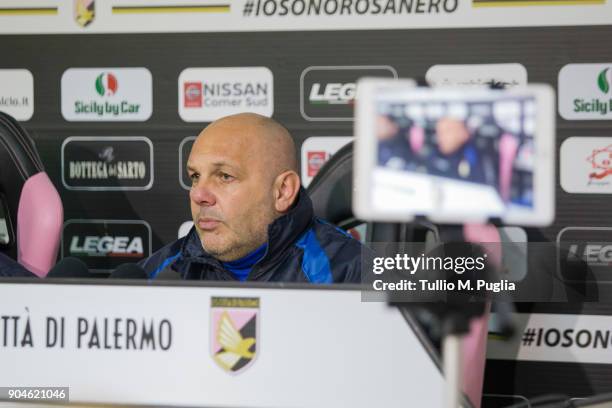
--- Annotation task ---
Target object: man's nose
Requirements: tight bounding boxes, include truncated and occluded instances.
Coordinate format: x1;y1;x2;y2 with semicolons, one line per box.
190;180;217;207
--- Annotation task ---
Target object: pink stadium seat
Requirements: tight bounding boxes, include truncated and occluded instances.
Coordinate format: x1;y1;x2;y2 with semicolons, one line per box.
0;112;63;277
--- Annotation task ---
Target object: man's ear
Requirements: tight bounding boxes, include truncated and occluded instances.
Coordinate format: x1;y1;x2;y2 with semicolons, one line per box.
273;171;301;213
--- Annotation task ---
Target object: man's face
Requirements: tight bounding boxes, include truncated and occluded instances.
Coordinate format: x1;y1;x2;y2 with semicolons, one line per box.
187;125;278;262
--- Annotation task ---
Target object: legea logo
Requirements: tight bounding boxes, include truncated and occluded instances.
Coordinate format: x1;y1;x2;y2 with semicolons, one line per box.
300;66;397;121
95;73;118;96
69;235;144;257
61;219;152;272
557;227;612;283
309;83;356;105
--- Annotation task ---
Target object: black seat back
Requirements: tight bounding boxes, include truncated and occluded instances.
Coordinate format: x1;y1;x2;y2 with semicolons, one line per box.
0;111;45;259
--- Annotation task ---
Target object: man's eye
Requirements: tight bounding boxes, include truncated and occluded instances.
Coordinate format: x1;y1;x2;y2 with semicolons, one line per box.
189;173;199;182
219;172;234;182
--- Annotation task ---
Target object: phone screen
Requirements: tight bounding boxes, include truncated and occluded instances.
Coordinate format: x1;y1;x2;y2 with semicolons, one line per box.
372;94;536;218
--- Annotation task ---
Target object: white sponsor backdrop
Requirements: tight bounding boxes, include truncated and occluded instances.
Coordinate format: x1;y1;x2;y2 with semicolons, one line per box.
178;67;274;122
0;0;610;33
0;69;34;121
61;68;152;122
558;63;612;120
560;137;612;194
488;313;612;364
300;136;353;187
0;283;445;408
426;63;527;88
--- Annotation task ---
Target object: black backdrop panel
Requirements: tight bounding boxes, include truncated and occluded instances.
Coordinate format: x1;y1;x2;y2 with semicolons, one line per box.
1;27;610;246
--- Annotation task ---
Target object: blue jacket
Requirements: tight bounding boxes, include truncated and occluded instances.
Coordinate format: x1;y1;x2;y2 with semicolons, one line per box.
138;190;363;283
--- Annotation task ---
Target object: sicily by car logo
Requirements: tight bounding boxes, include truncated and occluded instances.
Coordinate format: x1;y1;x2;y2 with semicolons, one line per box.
597;68;612;94
61;67;153;122
558;63;612;120
95;73;118;96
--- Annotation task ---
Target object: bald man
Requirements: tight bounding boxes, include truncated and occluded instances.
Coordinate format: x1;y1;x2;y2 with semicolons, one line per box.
139;113;363;283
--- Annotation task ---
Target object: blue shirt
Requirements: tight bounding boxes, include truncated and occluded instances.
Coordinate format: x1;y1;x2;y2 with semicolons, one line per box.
222;243;267;281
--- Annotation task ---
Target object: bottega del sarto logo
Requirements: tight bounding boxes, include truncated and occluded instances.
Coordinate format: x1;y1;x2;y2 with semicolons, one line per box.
69;235;144;258
309;82;356;105
69;146;147;181
574;68;612;115
61;137;153;191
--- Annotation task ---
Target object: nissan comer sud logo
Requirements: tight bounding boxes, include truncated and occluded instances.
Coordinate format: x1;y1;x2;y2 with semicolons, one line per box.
183;82;202;108
61;220;152;273
557;227;612;283
300;65;397;121
178;67;274;122
61;137;154;191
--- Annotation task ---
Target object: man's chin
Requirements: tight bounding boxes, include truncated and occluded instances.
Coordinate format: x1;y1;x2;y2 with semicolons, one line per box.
200;238;232;259
201;241;250;262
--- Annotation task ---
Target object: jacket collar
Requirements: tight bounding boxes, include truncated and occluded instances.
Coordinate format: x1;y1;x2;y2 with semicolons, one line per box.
180;187;314;266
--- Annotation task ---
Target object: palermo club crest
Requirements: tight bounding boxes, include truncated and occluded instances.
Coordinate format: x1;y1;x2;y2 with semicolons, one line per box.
211;297;259;373
75;0;95;28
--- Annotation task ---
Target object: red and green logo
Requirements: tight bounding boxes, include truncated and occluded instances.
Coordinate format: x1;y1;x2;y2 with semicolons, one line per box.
597;68;611;94
95;73;118;96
